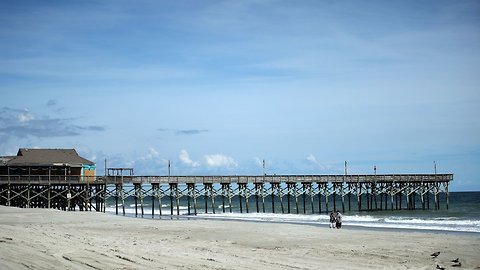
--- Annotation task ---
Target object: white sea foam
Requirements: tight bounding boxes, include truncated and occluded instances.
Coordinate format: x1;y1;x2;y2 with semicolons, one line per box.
106;206;190;216
194;212;480;233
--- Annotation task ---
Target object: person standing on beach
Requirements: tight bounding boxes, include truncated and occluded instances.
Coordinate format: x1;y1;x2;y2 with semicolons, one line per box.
329;211;336;229
335;210;343;229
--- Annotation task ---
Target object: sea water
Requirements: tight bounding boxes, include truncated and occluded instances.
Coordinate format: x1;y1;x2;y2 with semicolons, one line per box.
105;191;480;233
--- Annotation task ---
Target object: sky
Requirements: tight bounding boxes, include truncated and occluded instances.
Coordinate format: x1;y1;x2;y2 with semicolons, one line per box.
0;0;479;191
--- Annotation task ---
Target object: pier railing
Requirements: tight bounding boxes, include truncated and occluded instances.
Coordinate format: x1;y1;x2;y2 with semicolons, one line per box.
0;175;103;184
0;173;453;185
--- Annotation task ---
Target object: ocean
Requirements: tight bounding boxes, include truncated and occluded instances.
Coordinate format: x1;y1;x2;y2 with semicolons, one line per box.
105;190;480;234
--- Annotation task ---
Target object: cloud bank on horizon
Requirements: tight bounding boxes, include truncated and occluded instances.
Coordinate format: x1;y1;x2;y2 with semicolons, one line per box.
0;1;479;191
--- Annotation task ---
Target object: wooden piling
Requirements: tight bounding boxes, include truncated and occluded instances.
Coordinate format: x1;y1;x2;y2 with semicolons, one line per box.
239;184;243;213
302;184;306;214
157;184;163;216
357;184;361;211
333;185;337;211
221;184;226;213
294;183;299;214
227;184;232;213
324;184;329;213
277;184;284;214
139;184;144;217
151;184;156;218
170;184;174;215
192;183;197;215
287;184;291;214
244;184;249;213
120;185;126;216
175;184;180;215
261;183;265;213
271;184;275;213
317;183;322;213
309;183;314;214
348;186;351;211
210;184;215;214
255;184;260;213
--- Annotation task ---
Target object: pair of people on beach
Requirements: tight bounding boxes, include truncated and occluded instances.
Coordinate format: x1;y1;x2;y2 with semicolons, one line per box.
329;210;343;229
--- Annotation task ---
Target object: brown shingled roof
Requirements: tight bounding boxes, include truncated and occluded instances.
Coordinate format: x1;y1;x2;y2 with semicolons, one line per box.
6;148;95;166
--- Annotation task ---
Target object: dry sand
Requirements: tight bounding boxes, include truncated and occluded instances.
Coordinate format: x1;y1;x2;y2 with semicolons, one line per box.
0;206;479;270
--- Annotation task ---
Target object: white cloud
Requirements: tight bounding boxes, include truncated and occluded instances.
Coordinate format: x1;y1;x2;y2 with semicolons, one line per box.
126;160;135;168
253;157;263;167
138;147;169;171
18;109;34;123
140;147;161;161
306;154;332;172
147;147;159;159
179;149;199;167
306;154;318;164
205;154;238;168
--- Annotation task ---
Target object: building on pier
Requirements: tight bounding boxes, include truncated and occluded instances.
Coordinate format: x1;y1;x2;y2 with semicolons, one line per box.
0;148;95;181
0;148;99;210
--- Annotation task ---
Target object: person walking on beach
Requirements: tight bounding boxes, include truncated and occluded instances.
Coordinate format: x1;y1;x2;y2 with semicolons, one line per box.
329;211;336;229
335;210;343;229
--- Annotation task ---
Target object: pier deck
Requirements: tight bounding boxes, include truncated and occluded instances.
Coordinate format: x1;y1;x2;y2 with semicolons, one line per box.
0;173;453;184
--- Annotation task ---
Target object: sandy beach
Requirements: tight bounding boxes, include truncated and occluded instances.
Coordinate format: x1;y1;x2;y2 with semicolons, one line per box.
0;206;479;270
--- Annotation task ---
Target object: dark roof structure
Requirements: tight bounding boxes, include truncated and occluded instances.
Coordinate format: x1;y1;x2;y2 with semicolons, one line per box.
0;156;15;166
4;148;94;167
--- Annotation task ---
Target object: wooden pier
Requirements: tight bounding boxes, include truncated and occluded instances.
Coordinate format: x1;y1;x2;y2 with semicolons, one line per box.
0;173;452;216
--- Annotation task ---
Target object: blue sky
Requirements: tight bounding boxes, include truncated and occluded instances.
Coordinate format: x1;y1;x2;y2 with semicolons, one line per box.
0;1;479;191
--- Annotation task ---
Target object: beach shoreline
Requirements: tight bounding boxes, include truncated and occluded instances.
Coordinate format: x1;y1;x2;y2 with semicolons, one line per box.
105;211;480;237
197;216;480;237
1;206;479;269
